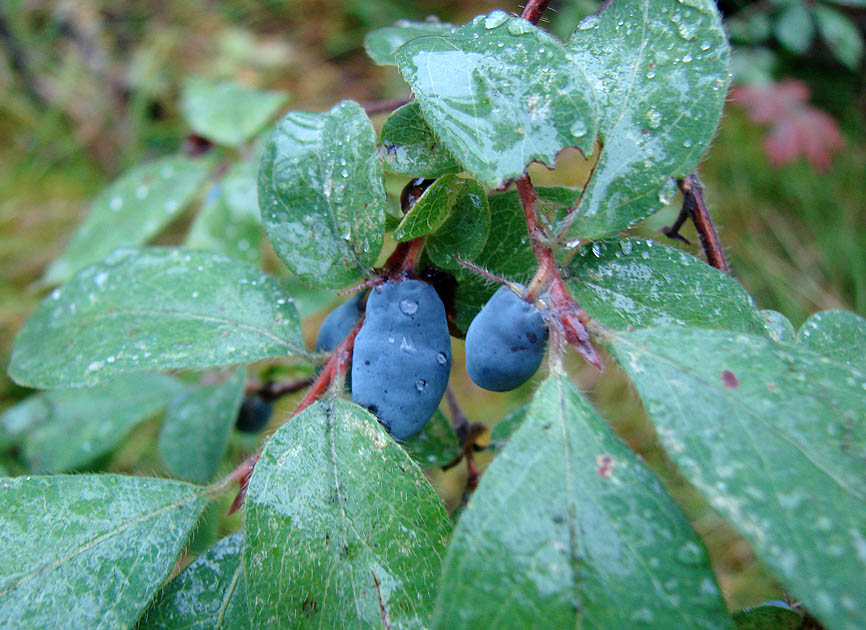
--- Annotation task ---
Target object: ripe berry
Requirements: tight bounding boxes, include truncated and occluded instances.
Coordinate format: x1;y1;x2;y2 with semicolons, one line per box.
316;292;364;353
464;285;548;392
351;279;452;441
235;395;273;433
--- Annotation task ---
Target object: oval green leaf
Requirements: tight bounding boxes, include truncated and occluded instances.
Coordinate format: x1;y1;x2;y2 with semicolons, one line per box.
243;398;451;629
140;532;250;630
259;100;385;287
797;309;866;371
610;327;866;630
761;309;796;344
0;475;209;630
181;78;288;147
401;408;460;468
396;11;597;189
433;375;732;630
186;183;262;266
564;0;729;239
9;247;305;389
379;101;461;178
42;155;211;286
158;368;246;483
566;239;764;332
22;374;184;473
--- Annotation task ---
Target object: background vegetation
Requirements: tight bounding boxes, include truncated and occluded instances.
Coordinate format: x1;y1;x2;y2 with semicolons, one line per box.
1;0;863;614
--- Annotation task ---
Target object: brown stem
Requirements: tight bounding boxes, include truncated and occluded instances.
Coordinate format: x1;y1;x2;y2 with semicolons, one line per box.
520;0;552;24
249;376;316;401
399;238;425;275
664;174;729;273
362;95;411;116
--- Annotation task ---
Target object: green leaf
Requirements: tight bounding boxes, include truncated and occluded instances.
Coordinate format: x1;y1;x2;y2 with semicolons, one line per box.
22;374;184;473
774;0;815;54
797;309;866;371
221;159;261;224
610;328;866;630
9;247;306;389
186;184;262;265
140;533;250;630
0;474;209;630
244;398;451;629
487;402;529;452
42;156;210;286
564;0;729;239
401;408;460;468
814;5;864;70
159;368;246;483
259;100;385;288
733;601;801;630
181;78;288;147
0;395;51;450
363;19;455;66
565;239;764;333
396;11;597;189
394;174;466;241
761;309;796;344
379;101;462;178
433;375;731;629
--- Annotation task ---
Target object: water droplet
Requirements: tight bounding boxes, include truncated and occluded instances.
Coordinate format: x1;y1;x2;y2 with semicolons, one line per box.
646;109;662;129
682;53;693;63
484;10;509;29
110;197;123;211
135;185;149;199
399;299;418;316
436;352;448;365
341;169;349;178
387;335;395;344
570;119;588;138
683;139;693;148
677;22;696;40
578;15;600;30
619;240;634;255
506;18;533;35
677;541;703;565
658;178;677;205
700;40;711;51
591;242;603;257
646;69;657;79
631;608;654;623
415;378;427;391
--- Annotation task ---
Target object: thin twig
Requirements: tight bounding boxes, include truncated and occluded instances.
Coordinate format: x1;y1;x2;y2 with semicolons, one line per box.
249;376;316;401
664;174;729;273
520;0;552;24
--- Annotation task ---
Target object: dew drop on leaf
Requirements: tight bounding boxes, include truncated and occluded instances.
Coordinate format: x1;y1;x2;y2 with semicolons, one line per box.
578;15;600;30
657;178;677;205
484;10;509;29
570;119;588;138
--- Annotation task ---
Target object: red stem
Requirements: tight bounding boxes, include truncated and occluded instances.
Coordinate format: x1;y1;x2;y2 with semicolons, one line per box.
520;0;552;24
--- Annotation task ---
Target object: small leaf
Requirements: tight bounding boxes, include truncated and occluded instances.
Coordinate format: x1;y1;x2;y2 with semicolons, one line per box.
402;408;460;468
259;100;385;288
0;475;209;630
379;101;462;177
814;5;864;71
364;19;455;66
140;532;250;630
774;0;815;54
9;247;306;389
394;174;466;241
426;180;490;270
797;309;866;371
610;327;866;630
433;375;732;629
396;11;596;189
244;398;451;629
564;0;729;239
733;601;801;630
159;368;246;483
565;239;765;332
22;374;184;473
761;309;796;344
42;156;210;286
186;184;262;265
181;78;288;147
221;159;261;224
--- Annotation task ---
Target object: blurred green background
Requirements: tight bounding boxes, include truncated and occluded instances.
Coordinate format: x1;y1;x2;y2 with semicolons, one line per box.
1;0;863;615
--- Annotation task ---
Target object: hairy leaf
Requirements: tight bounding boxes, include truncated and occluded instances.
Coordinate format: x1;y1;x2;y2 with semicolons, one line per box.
379;101;461;178
611;328;866;630
0;475;208;630
797;309;866;371
159;368;246;483
564;0;729;238
396;10;596;189
42;156;210;286
760;309;796;344
141;533;249;630
434;375;732;629
9;247;305;388
181;78;288;147
566;239;764;332
244;398;451;629
22;374;184;473
259;100;385;287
